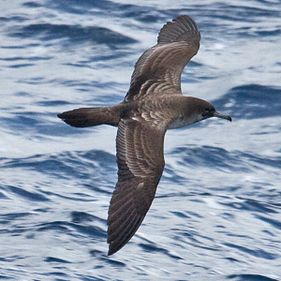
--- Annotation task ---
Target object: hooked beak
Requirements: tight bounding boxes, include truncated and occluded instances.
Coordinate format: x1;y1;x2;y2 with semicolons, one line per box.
213;111;232;122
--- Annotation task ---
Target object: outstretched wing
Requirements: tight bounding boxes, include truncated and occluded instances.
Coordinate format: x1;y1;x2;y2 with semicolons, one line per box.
125;15;200;101
107;118;167;255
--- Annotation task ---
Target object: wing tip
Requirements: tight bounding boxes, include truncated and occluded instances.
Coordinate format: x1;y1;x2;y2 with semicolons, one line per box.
107;245;117;256
107;238;127;256
157;14;200;44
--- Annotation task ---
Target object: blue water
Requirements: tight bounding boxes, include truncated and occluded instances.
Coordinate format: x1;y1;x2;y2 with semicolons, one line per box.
1;0;281;280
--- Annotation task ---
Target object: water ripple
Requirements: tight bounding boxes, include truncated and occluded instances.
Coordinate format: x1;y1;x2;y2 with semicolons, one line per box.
11;23;137;46
227;274;279;281
215;84;281;119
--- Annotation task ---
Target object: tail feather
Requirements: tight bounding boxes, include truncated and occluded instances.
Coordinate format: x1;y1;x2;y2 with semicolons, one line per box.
58;107;120;128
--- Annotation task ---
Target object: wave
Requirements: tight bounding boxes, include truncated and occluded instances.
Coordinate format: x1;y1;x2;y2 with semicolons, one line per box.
11;23;137;46
214;84;281;119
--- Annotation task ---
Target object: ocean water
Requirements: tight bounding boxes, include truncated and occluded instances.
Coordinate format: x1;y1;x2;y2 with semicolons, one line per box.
1;0;281;280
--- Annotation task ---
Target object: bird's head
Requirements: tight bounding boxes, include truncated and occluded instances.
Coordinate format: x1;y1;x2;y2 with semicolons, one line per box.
184;97;232;124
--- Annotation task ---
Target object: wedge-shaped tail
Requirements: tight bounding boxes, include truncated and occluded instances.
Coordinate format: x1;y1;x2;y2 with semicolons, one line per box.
58;106;121;128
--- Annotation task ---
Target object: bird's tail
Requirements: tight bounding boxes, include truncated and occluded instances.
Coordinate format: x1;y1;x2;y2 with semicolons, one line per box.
58;105;122;128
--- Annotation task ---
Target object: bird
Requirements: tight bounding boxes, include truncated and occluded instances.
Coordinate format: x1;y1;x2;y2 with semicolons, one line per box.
58;15;232;255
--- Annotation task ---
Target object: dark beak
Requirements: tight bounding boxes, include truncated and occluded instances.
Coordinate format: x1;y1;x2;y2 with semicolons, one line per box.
213;111;232;122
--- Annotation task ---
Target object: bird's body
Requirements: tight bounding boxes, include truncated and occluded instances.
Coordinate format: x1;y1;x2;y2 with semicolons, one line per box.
58;15;231;255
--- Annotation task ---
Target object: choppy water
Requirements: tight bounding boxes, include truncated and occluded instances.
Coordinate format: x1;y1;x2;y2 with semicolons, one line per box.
1;0;281;280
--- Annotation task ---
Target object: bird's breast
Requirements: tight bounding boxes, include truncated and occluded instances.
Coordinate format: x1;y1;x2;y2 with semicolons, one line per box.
168;114;199;129
168;117;188;129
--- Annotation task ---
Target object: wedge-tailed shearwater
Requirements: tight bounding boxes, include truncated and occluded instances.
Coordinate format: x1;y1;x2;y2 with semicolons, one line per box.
58;15;232;255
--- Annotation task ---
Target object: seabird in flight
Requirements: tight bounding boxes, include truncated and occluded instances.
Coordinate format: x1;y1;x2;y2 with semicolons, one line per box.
58;15;232;255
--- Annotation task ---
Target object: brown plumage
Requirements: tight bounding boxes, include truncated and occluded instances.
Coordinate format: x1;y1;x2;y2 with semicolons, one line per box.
58;15;231;255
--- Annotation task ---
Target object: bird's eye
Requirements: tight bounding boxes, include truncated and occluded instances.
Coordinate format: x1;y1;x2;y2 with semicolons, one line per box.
204;108;211;114
202;107;212;117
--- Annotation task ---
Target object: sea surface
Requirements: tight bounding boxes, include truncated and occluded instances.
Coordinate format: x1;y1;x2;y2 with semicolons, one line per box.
1;0;281;280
